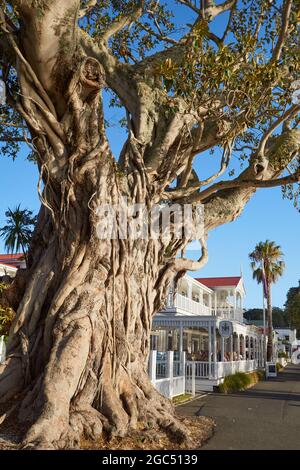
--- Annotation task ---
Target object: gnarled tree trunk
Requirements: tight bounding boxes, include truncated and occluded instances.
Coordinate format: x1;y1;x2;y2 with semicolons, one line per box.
1;0;299;450
0;54;188;448
3;227;180;448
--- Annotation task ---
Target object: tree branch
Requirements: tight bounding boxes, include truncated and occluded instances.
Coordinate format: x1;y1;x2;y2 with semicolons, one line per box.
193;169;300;203
177;0;236;21
134;0;234;73
101;3;145;43
136;21;178;45
163;141;233;200
0;136;29;142
204;0;236;21
79;0;97;18
221;0;237;41
172;237;208;272
177;1;200;15
257;104;300;158
272;0;293;62
191;131;300;204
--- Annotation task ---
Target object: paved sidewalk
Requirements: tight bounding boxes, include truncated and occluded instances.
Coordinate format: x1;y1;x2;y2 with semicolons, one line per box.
177;364;300;450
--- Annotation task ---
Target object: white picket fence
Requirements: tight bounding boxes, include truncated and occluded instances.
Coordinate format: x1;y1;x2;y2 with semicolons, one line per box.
149;350;260;398
216;359;258;378
148;350;190;398
187;361;210;378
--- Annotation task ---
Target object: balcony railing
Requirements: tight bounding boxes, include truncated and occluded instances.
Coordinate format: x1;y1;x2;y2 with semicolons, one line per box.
166;293;211;316
214;307;244;322
186;359;258;379
166;293;244;321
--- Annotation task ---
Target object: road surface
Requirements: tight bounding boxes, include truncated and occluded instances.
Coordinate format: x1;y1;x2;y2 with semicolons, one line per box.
177;364;300;450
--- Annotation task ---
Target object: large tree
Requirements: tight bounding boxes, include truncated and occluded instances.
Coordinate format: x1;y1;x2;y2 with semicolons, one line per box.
249;240;285;361
285;280;300;335
244;307;288;328
0;0;299;449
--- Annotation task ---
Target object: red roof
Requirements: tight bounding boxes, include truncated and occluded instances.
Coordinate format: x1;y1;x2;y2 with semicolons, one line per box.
0;254;24;260
196;276;242;288
0;254;25;268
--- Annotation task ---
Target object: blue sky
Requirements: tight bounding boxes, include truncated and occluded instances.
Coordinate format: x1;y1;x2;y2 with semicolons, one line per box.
0;0;299;309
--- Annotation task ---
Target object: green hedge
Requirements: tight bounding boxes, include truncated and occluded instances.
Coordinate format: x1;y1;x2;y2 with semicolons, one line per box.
219;370;263;394
278;351;289;359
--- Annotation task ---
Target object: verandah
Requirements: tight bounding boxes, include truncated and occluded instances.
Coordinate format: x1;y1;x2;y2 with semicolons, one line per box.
148;316;264;396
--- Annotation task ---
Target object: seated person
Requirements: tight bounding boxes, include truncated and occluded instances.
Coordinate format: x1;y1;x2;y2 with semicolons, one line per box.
199;350;208;361
224;352;231;362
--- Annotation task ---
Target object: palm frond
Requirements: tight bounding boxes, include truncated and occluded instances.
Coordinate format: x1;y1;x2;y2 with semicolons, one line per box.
249;240;285;286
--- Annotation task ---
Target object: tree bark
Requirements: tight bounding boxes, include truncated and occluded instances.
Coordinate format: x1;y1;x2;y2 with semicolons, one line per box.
0;47;188;448
1;0;299;449
1;220;186;448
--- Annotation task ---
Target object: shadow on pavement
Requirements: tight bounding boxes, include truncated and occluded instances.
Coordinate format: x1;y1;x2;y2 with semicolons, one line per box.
212;365;300;402
222;390;300;402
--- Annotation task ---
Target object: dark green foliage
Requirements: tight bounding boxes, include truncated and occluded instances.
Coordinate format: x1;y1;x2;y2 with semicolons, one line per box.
249;240;285;286
284;280;300;335
278;350;289;358
0;205;37;258
244;307;289;328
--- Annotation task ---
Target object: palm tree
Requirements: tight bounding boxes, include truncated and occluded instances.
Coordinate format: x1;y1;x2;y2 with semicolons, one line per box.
249;240;285;362
0;205;37;263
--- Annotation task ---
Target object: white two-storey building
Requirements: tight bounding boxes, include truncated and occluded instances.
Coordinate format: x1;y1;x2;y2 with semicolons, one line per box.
149;275;265;397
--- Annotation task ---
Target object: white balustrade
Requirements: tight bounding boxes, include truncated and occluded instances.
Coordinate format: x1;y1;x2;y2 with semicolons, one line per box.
214;307;244;322
167;293;243;321
173;360;181;377
154;376;185;398
216;359;258;378
186;361;210;378
149;351;186;398
186;359;258;380
174;293;211;316
150;349;259;397
156;361;167;378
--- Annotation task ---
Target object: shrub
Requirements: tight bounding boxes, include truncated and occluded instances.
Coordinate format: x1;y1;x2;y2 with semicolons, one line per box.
0;305;14;336
0;283;15;336
0;283;9;294
256;369;265;380
278;351;288;359
219;370;262;394
276;362;283;372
